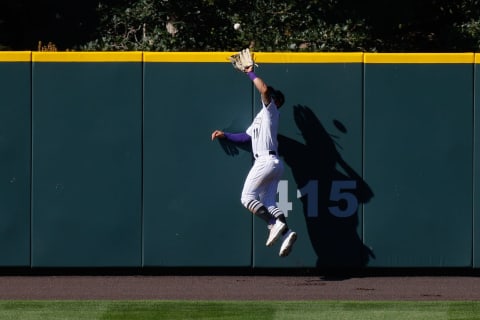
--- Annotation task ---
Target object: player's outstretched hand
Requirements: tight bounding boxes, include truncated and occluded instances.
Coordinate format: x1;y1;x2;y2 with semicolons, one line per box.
211;130;225;141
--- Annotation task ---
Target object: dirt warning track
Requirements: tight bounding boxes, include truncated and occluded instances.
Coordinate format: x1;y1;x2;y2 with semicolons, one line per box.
0;275;479;301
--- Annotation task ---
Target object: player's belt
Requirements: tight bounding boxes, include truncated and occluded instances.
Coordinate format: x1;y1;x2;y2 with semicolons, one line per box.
254;150;276;158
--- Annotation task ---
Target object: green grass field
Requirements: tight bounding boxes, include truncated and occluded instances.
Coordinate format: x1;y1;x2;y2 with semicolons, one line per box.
0;300;479;320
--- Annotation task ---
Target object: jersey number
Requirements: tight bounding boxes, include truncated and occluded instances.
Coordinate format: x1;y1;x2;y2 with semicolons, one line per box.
253;128;259;139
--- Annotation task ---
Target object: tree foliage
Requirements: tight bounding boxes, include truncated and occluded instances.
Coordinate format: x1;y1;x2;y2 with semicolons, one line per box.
1;0;480;52
81;0;373;52
82;0;480;52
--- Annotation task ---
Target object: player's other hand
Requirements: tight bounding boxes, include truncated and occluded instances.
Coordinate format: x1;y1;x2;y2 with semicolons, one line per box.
211;130;225;141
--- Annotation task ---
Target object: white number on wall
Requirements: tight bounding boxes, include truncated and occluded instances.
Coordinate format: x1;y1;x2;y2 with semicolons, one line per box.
277;179;359;218
276;180;292;217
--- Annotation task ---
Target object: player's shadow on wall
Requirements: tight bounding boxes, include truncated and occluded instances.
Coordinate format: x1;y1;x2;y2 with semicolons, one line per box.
217;105;375;268
278;105;375;268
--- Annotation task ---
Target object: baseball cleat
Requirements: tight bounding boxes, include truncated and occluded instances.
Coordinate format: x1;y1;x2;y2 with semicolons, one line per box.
266;220;287;247
279;230;297;257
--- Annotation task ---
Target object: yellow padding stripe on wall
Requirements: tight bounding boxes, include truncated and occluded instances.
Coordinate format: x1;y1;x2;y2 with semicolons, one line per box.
0;51;31;62
27;51;365;63
144;52;364;63
144;52;236;62
0;51;479;63
365;53;474;63
32;52;143;62
254;52;363;63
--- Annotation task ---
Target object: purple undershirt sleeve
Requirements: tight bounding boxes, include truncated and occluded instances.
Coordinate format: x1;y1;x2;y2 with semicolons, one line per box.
224;132;251;143
247;71;257;81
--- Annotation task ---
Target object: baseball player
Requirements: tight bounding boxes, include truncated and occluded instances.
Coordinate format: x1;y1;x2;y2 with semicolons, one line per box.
211;64;297;257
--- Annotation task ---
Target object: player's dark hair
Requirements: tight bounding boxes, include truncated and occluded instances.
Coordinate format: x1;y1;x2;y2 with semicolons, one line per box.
268;86;285;107
275;90;285;107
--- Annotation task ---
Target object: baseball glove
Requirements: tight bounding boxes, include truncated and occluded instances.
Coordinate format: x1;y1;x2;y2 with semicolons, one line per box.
229;48;255;72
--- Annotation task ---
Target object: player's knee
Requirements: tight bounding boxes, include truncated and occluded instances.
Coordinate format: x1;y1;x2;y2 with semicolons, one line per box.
240;196;253;209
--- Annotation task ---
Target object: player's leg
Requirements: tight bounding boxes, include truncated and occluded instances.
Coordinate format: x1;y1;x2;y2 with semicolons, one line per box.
240;159;275;225
262;160;297;256
260;160;289;246
240;157;288;248
261;157;286;222
267;200;297;257
249;157;287;246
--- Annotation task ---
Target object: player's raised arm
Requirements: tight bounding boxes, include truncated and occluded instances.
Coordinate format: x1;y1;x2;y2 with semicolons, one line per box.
244;65;271;106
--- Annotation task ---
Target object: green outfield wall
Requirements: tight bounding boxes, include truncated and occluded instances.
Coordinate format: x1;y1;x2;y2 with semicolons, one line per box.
475;54;480;269
364;53;474;267
0;51;478;269
31;52;143;267
0;52;31;266
142;53;253;267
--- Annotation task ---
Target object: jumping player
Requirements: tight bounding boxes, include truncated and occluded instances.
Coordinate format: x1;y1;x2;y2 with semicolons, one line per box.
211;65;297;257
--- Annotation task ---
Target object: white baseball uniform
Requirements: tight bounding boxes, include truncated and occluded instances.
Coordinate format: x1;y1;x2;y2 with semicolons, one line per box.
241;99;285;218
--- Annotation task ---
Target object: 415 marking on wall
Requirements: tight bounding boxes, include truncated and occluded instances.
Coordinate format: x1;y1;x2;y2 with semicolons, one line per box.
276;180;358;218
